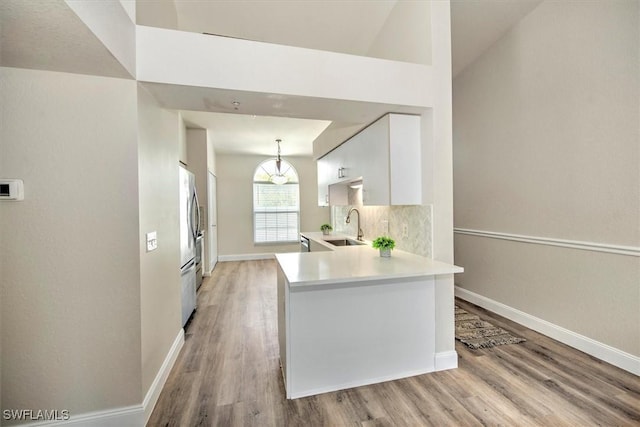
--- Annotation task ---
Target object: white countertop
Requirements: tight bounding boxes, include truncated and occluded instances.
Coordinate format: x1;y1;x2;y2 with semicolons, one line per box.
275;232;463;288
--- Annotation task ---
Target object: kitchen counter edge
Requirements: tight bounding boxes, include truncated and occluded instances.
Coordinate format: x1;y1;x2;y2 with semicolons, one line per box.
276;232;463;288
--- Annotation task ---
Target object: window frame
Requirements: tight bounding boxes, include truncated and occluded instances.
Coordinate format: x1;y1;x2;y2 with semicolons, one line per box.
252;159;300;245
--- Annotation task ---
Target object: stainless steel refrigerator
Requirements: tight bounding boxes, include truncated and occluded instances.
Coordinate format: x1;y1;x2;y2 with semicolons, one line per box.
179;165;200;327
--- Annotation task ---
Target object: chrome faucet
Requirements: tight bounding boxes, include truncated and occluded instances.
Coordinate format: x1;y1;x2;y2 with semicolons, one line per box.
346;207;364;241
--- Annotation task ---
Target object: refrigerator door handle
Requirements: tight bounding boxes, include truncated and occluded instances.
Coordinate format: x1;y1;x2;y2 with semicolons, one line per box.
181;258;195;272
190;192;200;239
194;190;201;235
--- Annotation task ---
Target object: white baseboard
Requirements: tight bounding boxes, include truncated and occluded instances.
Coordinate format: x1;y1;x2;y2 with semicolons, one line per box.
455;286;640;376
290;367;435;399
218;253;275;262
143;329;185;424
434;351;458;371
23;329;185;427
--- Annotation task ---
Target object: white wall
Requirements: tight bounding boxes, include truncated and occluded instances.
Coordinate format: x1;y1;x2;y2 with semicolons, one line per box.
217;154;329;257
453;1;639;360
136;25;433;108
178;112;187;165
206;129;217;175
137;85;182;401
0;67;142;415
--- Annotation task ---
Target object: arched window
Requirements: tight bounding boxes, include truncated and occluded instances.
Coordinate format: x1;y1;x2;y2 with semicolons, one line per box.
253;159;300;244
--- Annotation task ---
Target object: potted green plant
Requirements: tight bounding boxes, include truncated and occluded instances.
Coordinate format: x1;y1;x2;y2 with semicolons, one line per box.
372;236;395;257
320;223;333;235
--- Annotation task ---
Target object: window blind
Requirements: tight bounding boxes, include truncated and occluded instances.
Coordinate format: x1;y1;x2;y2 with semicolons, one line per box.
253;183;300;243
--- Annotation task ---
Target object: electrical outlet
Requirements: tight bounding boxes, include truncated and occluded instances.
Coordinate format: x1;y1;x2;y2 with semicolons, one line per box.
146;231;158;252
402;223;409;238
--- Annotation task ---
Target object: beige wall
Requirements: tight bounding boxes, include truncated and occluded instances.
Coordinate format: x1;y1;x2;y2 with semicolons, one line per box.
137;85;182;399
453;1;639;357
0;67;142;416
367;0;431;65
455;235;640;355
136;0;176;28
217;154;329;257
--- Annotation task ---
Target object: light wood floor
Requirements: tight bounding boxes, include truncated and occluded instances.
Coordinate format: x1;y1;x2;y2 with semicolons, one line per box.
148;260;640;426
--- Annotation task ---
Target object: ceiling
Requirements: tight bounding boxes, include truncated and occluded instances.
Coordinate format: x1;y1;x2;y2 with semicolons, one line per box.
181;111;331;157
1;0;542;156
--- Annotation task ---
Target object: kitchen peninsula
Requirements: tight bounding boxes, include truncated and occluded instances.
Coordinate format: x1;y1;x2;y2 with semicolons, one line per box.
275;232;463;399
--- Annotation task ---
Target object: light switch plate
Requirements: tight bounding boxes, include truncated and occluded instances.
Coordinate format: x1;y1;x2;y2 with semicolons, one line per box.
146;231;158;252
381;219;389;234
0;179;24;201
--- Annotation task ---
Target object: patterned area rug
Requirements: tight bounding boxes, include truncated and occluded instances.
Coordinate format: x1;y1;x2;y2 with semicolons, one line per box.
455;306;526;349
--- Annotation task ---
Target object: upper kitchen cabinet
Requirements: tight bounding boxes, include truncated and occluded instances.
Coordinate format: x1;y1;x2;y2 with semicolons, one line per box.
317;138;362;206
317;113;422;206
317;156;331;207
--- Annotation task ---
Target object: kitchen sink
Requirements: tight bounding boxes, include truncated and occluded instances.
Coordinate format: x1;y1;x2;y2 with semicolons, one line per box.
325;238;366;247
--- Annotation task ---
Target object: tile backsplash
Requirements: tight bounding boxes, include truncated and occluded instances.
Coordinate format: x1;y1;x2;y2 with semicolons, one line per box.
332;204;433;258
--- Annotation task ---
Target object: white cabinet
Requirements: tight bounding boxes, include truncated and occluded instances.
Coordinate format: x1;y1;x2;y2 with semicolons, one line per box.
336;135;362;183
355;117;388;205
365;114;422;206
327;141;360;183
317;140;362;206
276;260;436;399
316;113;421;206
309;239;331;252
316;156;330;206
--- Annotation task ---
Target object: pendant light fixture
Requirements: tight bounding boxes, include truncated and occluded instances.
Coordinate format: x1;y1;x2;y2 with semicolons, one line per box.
270;139;288;185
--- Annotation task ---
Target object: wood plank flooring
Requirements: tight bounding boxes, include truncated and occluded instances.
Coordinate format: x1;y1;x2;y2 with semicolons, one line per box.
148;260;640;426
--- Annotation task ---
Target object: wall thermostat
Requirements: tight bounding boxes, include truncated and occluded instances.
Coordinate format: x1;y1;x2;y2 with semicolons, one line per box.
0;179;24;201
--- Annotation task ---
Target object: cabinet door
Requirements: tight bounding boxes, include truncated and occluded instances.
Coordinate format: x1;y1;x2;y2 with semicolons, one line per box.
389;114;422;205
359;116;390;206
343;131;364;183
330;143;348;183
323;146;342;185
316;157;330;207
